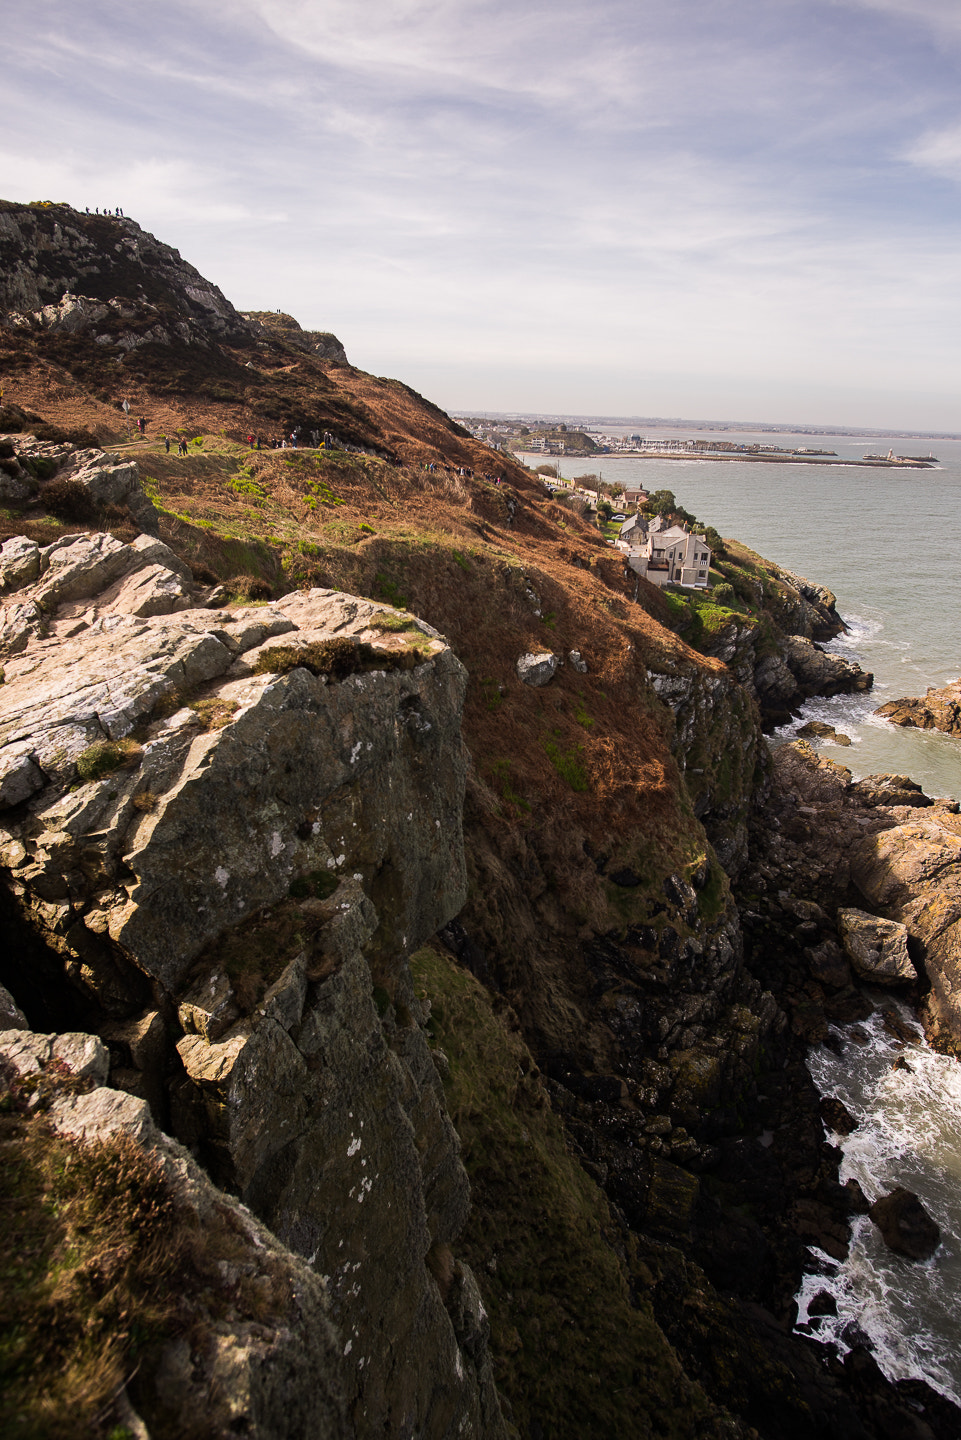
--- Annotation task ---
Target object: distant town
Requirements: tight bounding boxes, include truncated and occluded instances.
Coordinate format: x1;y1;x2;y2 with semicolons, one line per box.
455;417;939;467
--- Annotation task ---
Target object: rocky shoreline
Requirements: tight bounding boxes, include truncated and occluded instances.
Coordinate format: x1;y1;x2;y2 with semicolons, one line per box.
876;677;961;737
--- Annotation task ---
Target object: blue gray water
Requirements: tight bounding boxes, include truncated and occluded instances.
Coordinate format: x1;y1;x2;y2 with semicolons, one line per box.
551;432;961;1400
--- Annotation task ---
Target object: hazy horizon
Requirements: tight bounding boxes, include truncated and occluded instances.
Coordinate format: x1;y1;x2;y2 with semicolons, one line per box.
454;411;961;440
4;1;961;432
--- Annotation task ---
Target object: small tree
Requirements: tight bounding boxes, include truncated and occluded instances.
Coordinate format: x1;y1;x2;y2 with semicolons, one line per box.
597;499;613;520
536;463;559;477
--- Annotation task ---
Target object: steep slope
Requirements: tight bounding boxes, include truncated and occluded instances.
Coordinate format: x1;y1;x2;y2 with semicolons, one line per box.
0;200;528;473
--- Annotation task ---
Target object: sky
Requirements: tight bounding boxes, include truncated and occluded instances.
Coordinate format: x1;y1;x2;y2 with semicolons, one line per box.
4;0;961;430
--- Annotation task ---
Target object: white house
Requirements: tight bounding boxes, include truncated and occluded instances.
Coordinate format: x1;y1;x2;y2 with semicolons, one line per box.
615;514;711;590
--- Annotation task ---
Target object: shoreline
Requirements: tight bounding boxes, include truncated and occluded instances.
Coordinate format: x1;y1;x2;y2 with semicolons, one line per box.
516;450;936;469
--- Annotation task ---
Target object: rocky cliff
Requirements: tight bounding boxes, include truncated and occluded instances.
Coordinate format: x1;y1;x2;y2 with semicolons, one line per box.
1;202;958;1440
0;521;508;1438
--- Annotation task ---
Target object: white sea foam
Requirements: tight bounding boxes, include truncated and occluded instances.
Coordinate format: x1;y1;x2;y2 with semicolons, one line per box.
797;1008;961;1404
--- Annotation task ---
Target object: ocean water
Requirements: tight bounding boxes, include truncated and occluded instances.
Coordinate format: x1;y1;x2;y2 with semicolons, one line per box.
799;1009;961;1404
554;430;961;800
553;431;961;1400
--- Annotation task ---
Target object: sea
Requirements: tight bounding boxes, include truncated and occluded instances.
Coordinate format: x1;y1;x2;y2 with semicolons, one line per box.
547;430;961;1404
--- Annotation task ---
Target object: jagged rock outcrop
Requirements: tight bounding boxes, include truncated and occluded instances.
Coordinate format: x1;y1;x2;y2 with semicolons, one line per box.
0;435;159;533
702;622;871;727
0;201;252;349
875;678;961;736
0;530;505;1439
850;817;961;1052
242;310;349;365
739;739;961;1052
646;659;764;874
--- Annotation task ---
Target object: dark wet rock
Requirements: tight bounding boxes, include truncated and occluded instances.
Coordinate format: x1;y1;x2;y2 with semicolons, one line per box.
820;1096;858;1136
805;938;851;990
824;987;876;1026
790;1197;850;1261
869;1188;941;1261
892;1056;914;1073
843;1178;871;1215
881;1007;922;1046
809;1290;838;1317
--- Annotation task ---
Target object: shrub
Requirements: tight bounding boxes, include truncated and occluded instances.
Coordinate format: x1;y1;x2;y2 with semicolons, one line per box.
712;582;735;604
227;574;272;601
189;698;239;730
75;737;142;783
253;636;426;680
41;477;97;523
189;560;219;586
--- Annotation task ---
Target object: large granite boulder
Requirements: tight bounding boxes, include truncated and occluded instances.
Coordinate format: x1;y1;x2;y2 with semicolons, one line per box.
516;650;557;686
876;678;961;736
836;908;917;985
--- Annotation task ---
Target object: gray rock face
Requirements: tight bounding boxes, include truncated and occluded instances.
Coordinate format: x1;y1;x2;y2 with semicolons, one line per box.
516;650;558;686
0;530;505;1439
836;908;916;985
0;205;253;349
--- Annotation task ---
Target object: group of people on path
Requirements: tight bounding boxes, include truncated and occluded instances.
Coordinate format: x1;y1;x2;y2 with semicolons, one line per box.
85;207;124;217
245;429;335;451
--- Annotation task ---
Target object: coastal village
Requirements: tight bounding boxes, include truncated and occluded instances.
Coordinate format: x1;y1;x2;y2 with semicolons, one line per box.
456;417;939;466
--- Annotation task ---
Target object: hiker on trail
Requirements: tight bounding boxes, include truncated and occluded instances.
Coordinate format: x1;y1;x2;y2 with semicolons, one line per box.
179;438;188;456
138;416;146;436
247;434;254;448
164;435;170;453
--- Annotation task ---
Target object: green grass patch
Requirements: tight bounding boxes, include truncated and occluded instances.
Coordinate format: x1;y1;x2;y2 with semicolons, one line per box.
227;469;267;502
368;611;420;635
485;757;530;811
375;573;408;610
542;732;590;791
